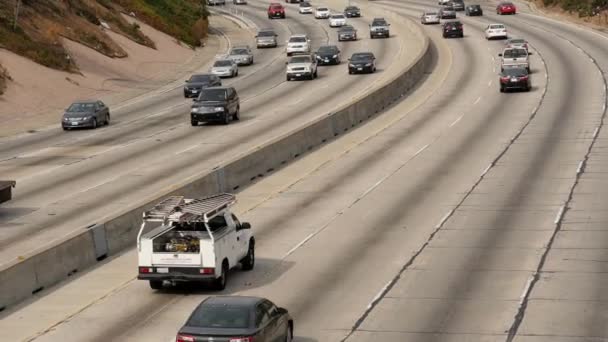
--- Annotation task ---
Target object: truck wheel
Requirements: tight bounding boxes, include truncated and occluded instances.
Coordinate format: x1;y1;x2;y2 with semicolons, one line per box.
223;112;231;125
149;280;163;290
241;240;255;271
213;261;228;290
234;106;240;121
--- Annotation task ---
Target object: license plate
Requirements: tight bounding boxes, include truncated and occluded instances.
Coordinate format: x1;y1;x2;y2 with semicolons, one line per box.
296;73;301;77
157;268;169;273
71;122;78;125
452;28;456;30
357;68;362;70
325;59;329;62
510;78;517;82
192;90;198;93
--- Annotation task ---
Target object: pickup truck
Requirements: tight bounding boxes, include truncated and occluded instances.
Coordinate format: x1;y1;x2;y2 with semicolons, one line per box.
286;54;318;80
137;194;255;291
0;181;15;204
369;18;390;38
499;47;530;72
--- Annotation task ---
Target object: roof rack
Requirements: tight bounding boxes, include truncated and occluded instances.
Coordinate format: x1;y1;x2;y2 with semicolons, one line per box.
143;196;185;221
142;193;236;222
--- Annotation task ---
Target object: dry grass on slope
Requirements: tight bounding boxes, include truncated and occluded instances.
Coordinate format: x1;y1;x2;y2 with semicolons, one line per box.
0;64;10;95
531;0;608;28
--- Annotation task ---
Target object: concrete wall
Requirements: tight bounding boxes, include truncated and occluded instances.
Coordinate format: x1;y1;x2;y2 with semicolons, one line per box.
0;20;432;311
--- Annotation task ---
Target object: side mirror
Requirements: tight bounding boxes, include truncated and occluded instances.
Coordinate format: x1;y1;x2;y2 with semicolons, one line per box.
498;53;503;56
528;51;533;55
241;222;252;229
285;61;288;64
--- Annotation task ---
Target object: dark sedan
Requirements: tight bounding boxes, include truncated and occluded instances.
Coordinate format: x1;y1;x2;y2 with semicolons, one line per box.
338;24;357;41
315;45;341;65
465;4;483;15
61;100;110;130
184;74;222;98
442;21;463;38
499;67;531;92
176;296;294;342
344;5;361;17
348;52;376;74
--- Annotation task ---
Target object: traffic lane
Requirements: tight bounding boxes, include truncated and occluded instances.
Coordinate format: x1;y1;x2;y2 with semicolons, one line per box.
12;12;535;342
0;11;404;262
347;5;605;342
0;6;299;160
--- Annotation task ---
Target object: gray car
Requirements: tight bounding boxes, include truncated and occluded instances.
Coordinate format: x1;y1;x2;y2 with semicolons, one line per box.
505;38;529;50
451;0;465;11
62;100;110;130
175;296;294;342
227;46;254;66
255;29;278;48
439;4;457;18
210;59;238;78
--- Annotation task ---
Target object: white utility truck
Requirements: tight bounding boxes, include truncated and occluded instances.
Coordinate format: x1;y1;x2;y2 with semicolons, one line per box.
137;193;255;290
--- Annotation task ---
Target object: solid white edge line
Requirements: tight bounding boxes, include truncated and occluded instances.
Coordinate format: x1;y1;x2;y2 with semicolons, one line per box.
481;163;492;177
576;160;584;174
435;208;455;229
367;279;393;310
554;205;566;224
519;275;535;305
283;232;316;259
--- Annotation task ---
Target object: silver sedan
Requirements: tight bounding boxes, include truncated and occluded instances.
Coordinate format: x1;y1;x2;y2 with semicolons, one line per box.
210;59;239;78
227;46;254;66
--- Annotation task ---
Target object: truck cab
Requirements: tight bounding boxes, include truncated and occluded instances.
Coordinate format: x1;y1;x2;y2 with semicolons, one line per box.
137;194;255;291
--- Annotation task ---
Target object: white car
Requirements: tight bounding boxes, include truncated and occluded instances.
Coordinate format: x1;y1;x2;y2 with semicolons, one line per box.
286;54;318;81
286;34;311;56
421;11;440;24
315;7;331;18
299;2;313;14
136;194;255;291
329;13;347;27
210;59;238;78
438;0;450;4
485;23;508;40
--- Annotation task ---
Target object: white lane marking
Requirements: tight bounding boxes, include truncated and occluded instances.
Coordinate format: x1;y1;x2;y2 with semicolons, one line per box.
291;98;303;105
449;115;463;127
480;163;492;177
554;205;566;224
593;126;600;139
367;279;392;310
435;209;455;228
473;96;481;105
414;144;429;157
493;66;496;73
519;275;535;305
488;80;492;86
576;160;584;174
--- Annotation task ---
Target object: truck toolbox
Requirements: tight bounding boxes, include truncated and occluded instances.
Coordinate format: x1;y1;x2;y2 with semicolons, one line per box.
0;180;16;204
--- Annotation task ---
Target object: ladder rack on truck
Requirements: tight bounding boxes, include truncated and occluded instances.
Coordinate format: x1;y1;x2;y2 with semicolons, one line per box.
0;181;16;205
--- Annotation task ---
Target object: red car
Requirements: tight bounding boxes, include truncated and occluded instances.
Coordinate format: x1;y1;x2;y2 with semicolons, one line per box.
268;3;286;18
496;1;516;14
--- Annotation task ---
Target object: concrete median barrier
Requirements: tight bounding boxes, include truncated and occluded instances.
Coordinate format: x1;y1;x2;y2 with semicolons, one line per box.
0;18;432;311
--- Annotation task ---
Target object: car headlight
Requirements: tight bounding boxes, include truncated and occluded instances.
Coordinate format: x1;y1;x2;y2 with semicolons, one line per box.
85;116;93;120
213;107;224;112
332;54;338;58
192;107;199;113
349;64;355;67
365;63;372;66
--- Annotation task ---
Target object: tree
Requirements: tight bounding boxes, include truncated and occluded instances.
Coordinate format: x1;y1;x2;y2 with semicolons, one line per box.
13;0;22;31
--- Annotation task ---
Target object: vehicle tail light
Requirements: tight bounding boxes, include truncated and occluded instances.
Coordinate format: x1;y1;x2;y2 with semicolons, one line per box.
500;76;510;82
200;268;215;274
519;76;528;80
139;267;153;273
230;337;254;342
176;334;195;342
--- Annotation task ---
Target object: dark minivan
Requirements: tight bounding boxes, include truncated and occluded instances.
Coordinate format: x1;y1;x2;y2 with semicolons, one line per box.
176;296;294;342
191;87;240;125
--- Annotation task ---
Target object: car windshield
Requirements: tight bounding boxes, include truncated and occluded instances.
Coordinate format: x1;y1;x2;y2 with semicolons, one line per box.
290;56;311;63
503;68;528;77
190;75;212;82
510;39;525;44
214;60;232;67
426;12;438;15
444;5;454;10
187;305;250;329
67;103;95;112
503;49;527;58
231;48;248;55
318;7;328;11
373;20;387;25
200;89;227;101
346;6;358;10
271;5;282;9
318;46;338;53
300;2;310;6
490;24;505;29
351;53;372;61
290;37;307;42
331;14;345;18
258;31;275;37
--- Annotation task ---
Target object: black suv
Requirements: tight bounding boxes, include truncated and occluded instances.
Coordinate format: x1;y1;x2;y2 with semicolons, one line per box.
442;21;464;38
191;87;240;125
184;74;221;98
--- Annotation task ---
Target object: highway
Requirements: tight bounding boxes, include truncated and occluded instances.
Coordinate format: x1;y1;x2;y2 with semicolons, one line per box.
0;0;417;270
2;0;608;341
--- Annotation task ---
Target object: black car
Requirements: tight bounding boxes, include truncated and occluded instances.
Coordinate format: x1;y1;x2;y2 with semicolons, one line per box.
191;87;240;125
344;5;361;17
184;74;222;98
465;4;483;15
442;21;463;38
348;52;376;74
338;24;357;41
315;45;341;65
61;100;110;130
176;296;294;342
499;67;531;92
451;0;465;11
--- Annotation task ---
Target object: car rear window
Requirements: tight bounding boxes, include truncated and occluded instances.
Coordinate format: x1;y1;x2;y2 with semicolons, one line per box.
510;39;525;44
331;14;345;18
187;305;250;329
290;56;311;63
490;24;505;29
503;49;527;58
200;89;227;101
318;7;328;10
214;60;232;67
258;31;275;37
